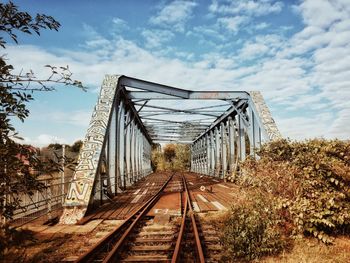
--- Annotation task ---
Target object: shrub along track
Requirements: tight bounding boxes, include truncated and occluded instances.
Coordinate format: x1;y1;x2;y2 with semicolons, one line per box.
73;172;226;263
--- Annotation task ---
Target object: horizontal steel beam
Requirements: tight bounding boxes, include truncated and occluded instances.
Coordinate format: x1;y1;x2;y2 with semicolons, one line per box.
185;103;231;111
140;111;225;113
135;103;222;117
121;76;249;101
149;133;201;137
153;140;193;143
147;129;206;132
127;91;249;100
143;117;213;124
121;77;190;98
140;113;220;118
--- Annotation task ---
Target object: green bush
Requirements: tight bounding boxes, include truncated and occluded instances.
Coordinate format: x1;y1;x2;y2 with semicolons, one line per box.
220;193;289;261
240;139;350;244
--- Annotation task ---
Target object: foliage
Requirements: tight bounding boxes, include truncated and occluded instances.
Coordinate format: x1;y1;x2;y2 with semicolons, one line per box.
239;139;350;244
0;1;84;256
39;141;82;174
1;143;42;219
163;144;176;162
172;144;190;171
0;1;60;48
151;147;166;172
47;143;63;150
220;192;289;261
70;140;83;153
151;144;190;172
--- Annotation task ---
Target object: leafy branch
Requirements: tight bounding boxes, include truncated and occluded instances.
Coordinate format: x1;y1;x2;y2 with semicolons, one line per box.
0;1;60;48
0;2;85;256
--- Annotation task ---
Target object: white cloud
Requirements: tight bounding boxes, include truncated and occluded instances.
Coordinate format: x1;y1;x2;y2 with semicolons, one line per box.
275;113;333;140
150;0;197;32
255;22;270;30
112;17;128;31
239;42;269;59
81;24;113;58
7;0;350;141
209;0;283;16
141;29;175;48
6;41;251;93
273;0;350;140
192;25;227;41
295;0;350;29
279;27;333;57
217;16;248;33
194;52;237;69
21;134;67;147
238;34;285;59
328;109;350;138
33;110;92;127
209;0;283;34
238;57;311;102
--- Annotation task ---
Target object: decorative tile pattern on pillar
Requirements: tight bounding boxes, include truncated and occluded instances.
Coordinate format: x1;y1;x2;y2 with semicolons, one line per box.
249;91;282;141
60;75;121;224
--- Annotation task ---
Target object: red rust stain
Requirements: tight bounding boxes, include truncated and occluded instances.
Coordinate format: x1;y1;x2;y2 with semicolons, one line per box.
147;192;181;216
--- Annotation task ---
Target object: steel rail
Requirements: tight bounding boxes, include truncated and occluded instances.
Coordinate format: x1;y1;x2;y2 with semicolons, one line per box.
75;174;173;263
171;183;188;263
171;174;205;263
102;173;175;262
184;174;206;263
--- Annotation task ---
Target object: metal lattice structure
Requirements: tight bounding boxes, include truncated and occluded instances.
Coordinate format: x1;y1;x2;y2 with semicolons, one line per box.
60;75;281;224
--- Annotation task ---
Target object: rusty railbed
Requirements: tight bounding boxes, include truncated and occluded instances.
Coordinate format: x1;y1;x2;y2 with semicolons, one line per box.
75;174;174;263
75;172;207;263
171;174;205;263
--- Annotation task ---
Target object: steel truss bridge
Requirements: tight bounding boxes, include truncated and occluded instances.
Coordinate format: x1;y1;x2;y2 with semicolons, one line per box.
60;75;281;224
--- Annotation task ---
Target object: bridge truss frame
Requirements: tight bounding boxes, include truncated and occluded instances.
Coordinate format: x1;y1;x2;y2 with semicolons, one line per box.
60;75;281;224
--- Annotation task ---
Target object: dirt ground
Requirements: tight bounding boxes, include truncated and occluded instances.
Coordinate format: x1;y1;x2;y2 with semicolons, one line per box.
5;231;349;263
3;172;350;263
4;219;125;262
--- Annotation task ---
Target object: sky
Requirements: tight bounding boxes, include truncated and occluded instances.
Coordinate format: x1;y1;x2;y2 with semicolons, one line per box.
6;0;350;146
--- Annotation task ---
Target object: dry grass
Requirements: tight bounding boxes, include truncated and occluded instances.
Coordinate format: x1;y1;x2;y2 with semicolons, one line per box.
3;221;115;262
261;236;350;263
2;232;74;263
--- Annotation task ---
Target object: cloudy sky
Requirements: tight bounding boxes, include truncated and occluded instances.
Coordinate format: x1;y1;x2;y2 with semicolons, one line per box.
7;0;350;146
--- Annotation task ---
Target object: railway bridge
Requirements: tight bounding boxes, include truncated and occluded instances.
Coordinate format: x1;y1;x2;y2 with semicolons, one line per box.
9;75;283;262
59;75;281;225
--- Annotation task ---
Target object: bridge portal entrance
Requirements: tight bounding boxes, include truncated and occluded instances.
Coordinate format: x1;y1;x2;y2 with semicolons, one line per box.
60;75;281;224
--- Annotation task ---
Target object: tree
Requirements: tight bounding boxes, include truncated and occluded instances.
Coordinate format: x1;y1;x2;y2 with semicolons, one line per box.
47;143;63;150
151;144;190;172
163;144;176;162
70;140;83;153
173;144;190;171
0;1;84;255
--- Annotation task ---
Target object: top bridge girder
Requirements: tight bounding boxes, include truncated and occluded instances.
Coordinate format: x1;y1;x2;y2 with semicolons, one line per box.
60;75;281;224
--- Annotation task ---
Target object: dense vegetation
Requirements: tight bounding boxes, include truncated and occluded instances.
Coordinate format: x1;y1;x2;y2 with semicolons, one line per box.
220;139;350;261
151;143;190;172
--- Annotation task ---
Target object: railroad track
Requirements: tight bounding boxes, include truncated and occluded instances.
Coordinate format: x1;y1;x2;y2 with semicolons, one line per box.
75;173;219;263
